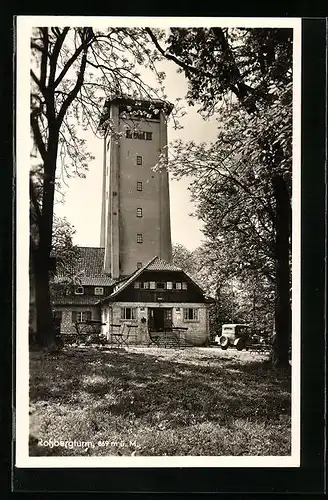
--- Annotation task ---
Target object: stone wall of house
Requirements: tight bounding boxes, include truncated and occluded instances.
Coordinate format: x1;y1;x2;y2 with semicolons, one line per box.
54;306;101;335
102;301;210;346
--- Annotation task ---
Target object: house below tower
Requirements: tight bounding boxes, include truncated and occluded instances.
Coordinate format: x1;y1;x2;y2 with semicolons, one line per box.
51;247;115;335
51;247;214;346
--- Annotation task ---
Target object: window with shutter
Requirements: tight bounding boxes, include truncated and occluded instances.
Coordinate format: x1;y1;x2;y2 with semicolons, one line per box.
121;307;137;320
183;308;199;322
73;310;92;322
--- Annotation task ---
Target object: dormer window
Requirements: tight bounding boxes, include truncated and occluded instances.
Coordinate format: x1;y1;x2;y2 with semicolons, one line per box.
75;286;84;295
156;282;166;289
94;287;104;295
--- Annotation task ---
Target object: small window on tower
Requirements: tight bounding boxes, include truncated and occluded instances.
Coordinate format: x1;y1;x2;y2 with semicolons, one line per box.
136;208;143;218
136;155;142;165
137;233;143;243
134;130;145;140
137;181;143;191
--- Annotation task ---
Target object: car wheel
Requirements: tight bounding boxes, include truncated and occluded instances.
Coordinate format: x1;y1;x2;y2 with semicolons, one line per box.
235;338;244;351
220;336;229;350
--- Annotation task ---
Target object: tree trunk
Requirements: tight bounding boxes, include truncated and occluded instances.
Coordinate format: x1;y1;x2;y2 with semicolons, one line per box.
31;136;58;349
272;174;291;368
31;246;55;348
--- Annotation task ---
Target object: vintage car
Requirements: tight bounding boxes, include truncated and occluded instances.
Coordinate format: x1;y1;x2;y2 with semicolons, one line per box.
214;323;251;351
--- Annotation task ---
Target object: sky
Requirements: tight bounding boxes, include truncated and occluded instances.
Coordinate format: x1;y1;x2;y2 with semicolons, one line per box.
53;55;220;251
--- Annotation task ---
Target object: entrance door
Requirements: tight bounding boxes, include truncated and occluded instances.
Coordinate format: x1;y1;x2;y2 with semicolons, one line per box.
148;308;172;332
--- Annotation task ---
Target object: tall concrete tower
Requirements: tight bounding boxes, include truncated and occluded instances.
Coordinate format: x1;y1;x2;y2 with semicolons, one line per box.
100;96;173;279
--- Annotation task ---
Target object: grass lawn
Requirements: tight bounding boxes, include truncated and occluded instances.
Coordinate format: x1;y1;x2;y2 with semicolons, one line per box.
29;346;291;456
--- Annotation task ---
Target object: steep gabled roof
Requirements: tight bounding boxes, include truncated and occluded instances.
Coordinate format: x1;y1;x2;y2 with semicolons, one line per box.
54;246;115;287
146;258;182;272
97;256;214;304
54;295;102;306
75;247;108;278
100;256;158;301
77;277;115;286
